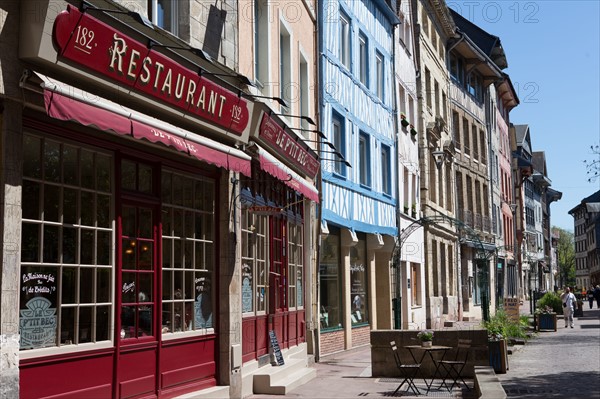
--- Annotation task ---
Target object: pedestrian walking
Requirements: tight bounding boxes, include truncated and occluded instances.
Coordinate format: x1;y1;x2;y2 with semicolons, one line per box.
595;285;600;309
561;287;576;328
587;287;595;309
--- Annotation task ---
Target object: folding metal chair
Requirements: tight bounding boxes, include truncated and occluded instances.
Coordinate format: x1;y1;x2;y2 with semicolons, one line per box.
436;338;471;392
390;340;421;396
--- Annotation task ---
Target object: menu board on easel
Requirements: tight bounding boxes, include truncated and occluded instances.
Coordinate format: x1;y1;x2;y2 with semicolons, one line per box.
268;330;284;366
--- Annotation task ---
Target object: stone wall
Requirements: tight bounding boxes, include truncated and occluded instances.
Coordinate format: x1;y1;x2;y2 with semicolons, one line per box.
371;329;489;378
320;330;345;355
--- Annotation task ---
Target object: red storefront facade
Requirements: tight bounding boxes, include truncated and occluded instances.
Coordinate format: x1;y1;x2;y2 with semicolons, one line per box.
13;1;318;398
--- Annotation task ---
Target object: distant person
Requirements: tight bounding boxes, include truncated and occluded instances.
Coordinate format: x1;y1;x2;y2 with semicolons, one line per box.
595;285;600;309
560;287;576;328
587;287;595;309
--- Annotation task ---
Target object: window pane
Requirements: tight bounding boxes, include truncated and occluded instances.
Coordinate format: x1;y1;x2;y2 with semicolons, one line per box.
23;135;42;178
97;268;111;303
97;230;111;266
63;227;78;264
139;273;153;302
97;194;110;228
80;267;94;303
138;163;153;194
139;305;152;336
81;229;94;264
139;241;153;270
62;267;77;304
44;141;61;183
79;306;93;343
80;191;95;226
163;270;172;301
61;307;75;345
43;225;60;263
22;181;40;220
96;305;110;341
96;154;111;192
44;184;60;222
81;150;94;189
121;160;136;191
122;272;136;303
122;239;137;270
121;305;136;338
63;145;79;186
63;188;77;225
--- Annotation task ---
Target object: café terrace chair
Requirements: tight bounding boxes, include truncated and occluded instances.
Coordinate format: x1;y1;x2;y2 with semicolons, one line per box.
436;338;472;392
390;340;421;396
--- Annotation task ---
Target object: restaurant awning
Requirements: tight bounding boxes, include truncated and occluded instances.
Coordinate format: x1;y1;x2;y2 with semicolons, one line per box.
38;74;251;176
252;144;319;203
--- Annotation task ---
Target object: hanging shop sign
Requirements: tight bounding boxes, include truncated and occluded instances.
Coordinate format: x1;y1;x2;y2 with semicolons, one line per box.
258;113;319;180
52;5;250;137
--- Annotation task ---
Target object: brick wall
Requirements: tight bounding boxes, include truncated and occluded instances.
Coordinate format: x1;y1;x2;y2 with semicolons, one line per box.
320;330;345;355
352;326;371;347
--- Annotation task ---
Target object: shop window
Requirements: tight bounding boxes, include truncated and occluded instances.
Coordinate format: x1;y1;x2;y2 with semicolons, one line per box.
288;222;304;309
320;229;341;330
241;209;268;315
20;133;113;350
161;171;215;335
279;22;292;112
350;236;368;326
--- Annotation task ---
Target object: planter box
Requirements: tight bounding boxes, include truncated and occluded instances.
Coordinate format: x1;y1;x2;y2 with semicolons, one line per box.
536;313;557;331
488;339;509;374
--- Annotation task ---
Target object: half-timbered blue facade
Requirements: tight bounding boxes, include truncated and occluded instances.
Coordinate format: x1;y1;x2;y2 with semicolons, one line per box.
318;0;399;355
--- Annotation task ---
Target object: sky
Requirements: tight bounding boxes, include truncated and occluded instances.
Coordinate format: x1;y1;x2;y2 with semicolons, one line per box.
447;0;600;231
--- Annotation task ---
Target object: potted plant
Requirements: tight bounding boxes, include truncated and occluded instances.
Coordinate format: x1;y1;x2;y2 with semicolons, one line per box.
411;203;417;218
400;113;410;128
417;330;434;347
409;124;417;137
535;305;557;331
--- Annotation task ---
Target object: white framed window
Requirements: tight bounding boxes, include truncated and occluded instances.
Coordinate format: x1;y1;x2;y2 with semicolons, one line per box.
332;112;345;176
381;144;391;195
375;51;384;100
241;210;268;315
253;0;269;88
299;54;310;131
279;22;292;112
20;133;114;350
359;132;370;187
339;10;351;69
358;32;368;86
161;171;216;335
149;0;180;37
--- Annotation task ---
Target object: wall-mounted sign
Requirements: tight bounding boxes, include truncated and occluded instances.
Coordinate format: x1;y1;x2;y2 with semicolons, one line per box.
53;5;250;137
19;271;58;349
247;205;283;215
258;113;319;179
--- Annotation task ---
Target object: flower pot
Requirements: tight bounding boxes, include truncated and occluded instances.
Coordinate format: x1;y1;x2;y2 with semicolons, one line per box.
536;313;557;331
488;339;509;374
401;119;410;128
421;340;432;348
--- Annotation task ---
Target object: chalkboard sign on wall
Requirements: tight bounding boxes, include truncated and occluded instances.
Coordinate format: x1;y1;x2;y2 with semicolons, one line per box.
268;330;284;366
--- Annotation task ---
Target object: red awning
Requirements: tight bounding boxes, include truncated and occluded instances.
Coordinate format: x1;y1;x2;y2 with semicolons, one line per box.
41;76;251;177
255;145;319;203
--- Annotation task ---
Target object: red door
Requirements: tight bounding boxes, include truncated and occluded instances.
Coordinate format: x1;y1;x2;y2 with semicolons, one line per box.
269;216;287;345
116;203;159;398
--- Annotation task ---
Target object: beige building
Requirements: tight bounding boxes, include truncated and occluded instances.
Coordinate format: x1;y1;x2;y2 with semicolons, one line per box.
413;0;458;328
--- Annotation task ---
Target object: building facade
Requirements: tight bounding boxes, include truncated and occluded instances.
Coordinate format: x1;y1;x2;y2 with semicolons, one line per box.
394;0;426;330
569;190;600;289
1;0;319;397
317;0;399;355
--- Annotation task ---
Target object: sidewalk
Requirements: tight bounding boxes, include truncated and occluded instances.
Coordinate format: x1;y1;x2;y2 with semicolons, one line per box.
497;305;600;398
248;301;600;398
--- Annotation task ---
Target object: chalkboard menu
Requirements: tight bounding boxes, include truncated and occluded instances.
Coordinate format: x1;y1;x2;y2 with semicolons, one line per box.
268;330;284;366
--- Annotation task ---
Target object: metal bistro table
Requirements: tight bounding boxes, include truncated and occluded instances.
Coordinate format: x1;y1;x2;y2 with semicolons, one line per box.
404;345;452;394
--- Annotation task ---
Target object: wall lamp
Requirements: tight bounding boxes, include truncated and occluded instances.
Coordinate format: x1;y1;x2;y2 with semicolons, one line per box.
148;40;211;61
287;127;326;139
432;150;446;169
239;91;288;108
81;1;154;28
302;139;336;150
271;111;316;126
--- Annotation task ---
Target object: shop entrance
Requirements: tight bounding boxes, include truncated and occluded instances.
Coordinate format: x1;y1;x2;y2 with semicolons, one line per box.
116;202;160;398
269;216;287;346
